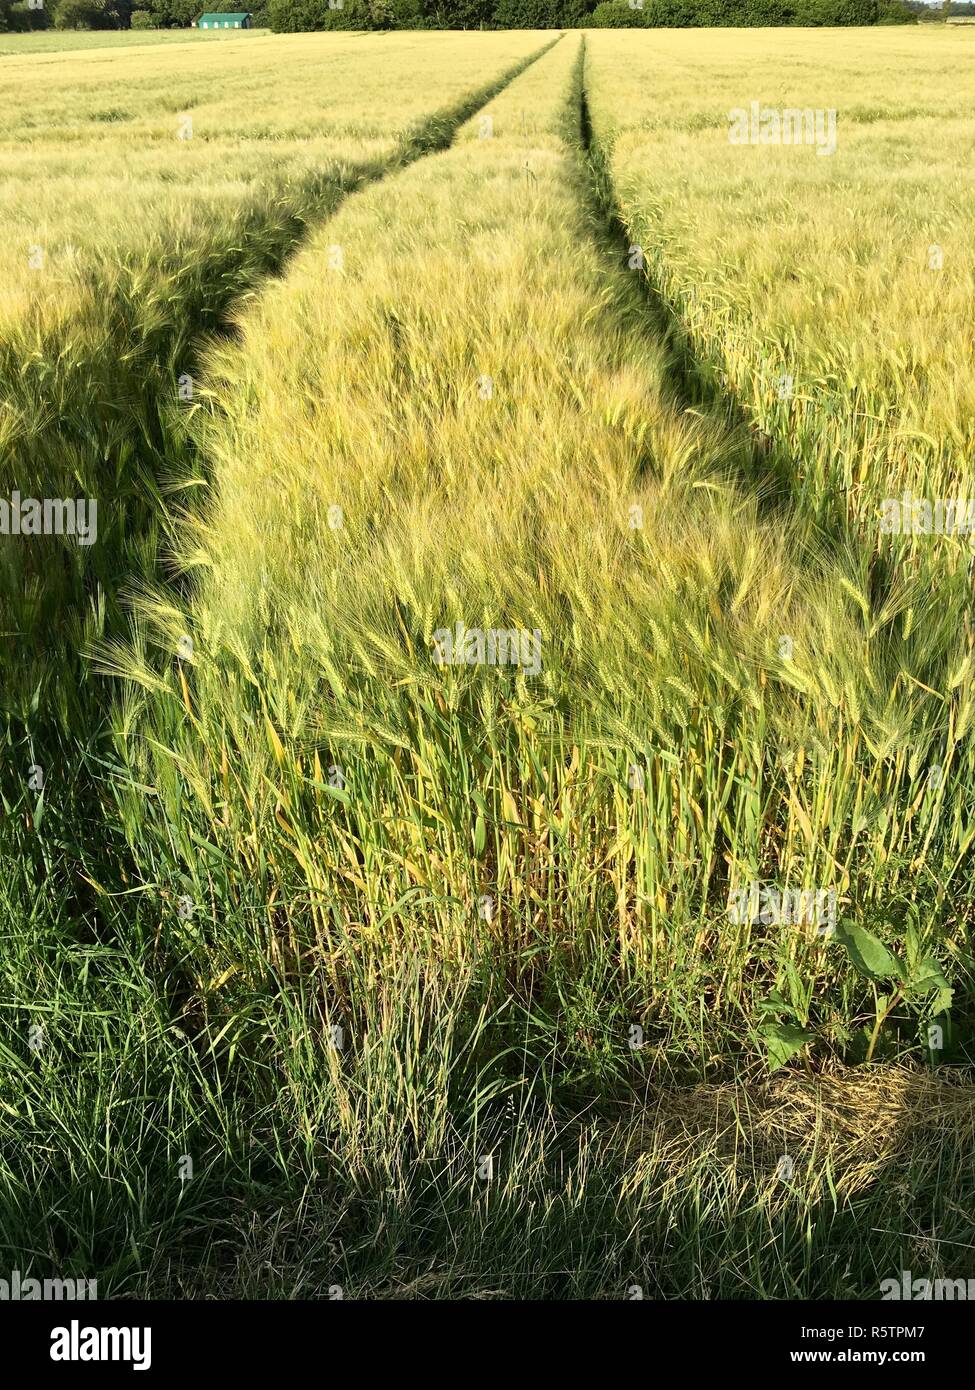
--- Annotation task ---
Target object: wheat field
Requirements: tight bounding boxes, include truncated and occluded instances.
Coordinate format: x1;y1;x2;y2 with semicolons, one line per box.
2;26;974;1302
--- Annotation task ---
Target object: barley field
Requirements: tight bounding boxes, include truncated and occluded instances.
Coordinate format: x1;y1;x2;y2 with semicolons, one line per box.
2;26;974;1304
586;27;975;526
0;28;547;723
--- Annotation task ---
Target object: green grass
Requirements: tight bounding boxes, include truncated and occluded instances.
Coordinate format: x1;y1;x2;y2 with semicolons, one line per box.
0;28;272;56
5;879;973;1299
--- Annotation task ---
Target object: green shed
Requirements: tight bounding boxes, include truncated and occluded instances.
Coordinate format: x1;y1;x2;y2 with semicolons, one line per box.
197;12;252;27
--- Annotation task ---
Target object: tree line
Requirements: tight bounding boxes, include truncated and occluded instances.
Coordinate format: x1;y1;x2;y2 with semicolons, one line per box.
0;0;923;33
268;0;916;26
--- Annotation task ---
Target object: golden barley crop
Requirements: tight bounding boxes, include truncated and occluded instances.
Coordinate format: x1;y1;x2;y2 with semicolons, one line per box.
98;33;969;1076
3;25;974;1303
0;28;550;722
585;28;975;534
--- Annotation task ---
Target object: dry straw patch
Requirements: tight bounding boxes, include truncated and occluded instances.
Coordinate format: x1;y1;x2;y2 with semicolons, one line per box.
633;1067;975;1204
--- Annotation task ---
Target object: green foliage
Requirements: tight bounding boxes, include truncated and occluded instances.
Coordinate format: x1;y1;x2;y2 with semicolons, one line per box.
4;0;50;31
0;0;909;27
50;0;138;25
589;1;648;26
587;0;887;25
146;0;199;24
761;1020;816;1070
833;919;953;1061
388;0;423;23
267;0;365;29
792;0;879;20
493;0;588;25
878;0;918;19
260;0;893;26
835;921;900;982
53;0;107;27
411;0;490;27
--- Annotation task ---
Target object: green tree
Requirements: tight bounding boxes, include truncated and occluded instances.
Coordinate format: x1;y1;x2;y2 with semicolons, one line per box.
589;0;648;25
5;0;50;26
495;0;588;23
148;0;198;23
54;0;110;27
878;0;918;21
